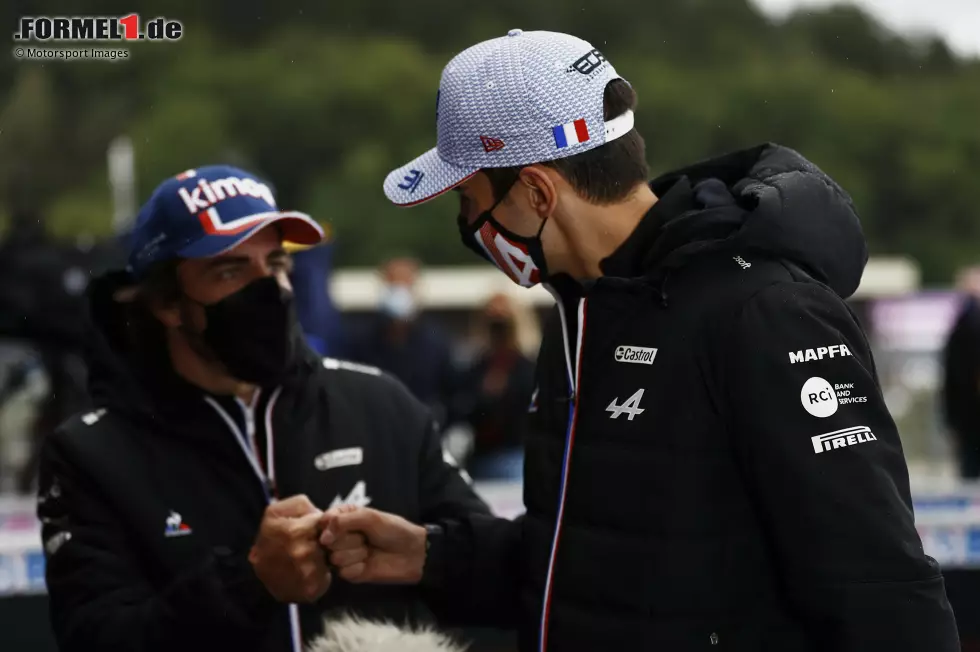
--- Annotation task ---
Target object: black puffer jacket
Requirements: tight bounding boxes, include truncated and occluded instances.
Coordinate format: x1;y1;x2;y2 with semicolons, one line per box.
424;144;959;652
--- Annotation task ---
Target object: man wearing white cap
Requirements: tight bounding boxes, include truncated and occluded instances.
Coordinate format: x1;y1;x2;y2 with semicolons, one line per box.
321;30;960;651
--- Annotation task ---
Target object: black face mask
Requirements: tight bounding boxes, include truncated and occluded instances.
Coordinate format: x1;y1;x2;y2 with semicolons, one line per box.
189;276;298;385
456;176;550;288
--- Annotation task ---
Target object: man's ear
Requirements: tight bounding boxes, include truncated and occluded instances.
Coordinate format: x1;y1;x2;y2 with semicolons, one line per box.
518;166;559;219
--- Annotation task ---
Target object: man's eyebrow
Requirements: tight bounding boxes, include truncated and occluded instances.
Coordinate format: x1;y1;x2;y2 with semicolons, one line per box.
267;248;288;259
205;255;250;270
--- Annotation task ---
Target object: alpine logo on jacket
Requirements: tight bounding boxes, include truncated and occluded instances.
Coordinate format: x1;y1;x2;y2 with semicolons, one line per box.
329;481;372;509
164;511;192;537
789;345;852;364
606;388;646;420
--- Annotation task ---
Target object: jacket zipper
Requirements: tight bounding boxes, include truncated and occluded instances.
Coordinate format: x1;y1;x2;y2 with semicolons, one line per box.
538;295;588;652
203;388;301;652
243;397;257;455
204;393;269;498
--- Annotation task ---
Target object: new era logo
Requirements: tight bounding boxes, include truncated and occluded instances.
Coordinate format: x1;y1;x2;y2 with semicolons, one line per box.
480;136;505;153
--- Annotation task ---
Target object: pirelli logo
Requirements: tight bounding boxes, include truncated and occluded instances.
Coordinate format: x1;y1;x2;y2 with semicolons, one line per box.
811;426;877;454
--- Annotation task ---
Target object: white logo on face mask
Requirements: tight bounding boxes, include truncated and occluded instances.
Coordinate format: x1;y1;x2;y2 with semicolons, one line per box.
474;222;541;287
495;235;539;287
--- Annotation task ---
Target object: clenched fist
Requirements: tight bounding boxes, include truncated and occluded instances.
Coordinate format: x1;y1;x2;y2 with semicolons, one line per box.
318;506;427;584
248;495;332;603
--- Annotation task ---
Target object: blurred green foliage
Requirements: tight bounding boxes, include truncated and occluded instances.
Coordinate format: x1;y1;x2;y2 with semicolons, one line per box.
0;0;978;282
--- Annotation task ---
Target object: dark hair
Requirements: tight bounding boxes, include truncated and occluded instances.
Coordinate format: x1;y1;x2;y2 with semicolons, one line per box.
138;259;182;305
484;79;648;205
115;259;182;355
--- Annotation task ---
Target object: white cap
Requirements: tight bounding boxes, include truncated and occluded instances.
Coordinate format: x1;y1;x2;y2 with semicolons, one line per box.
383;30;635;206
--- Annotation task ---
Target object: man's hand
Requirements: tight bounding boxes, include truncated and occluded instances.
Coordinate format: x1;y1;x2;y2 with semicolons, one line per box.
318;506;427;584
248;494;332;603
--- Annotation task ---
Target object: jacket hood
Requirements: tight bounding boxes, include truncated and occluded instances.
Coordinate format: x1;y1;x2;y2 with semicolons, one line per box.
611;143;868;299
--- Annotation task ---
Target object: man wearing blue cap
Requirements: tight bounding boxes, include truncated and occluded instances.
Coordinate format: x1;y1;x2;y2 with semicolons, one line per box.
35;165;489;652
319;30;960;652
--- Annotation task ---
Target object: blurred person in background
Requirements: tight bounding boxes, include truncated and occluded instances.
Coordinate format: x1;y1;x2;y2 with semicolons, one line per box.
36;165;489;652
457;293;536;480
320;29;959;651
942;266;980;479
306;615;466;652
348;258;459;430
0;206;125;493
286;238;348;358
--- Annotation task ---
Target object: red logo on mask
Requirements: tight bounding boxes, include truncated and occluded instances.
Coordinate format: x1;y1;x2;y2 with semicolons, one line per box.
477;222;540;287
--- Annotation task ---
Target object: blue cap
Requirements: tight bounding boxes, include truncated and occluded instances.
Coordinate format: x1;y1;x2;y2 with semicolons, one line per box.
128;165;324;277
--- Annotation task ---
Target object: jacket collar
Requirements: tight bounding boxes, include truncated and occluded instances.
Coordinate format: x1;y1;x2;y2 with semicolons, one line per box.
599;177;696;279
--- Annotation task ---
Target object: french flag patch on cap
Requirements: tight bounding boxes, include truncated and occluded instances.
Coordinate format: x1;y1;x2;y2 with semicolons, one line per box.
552;119;590;149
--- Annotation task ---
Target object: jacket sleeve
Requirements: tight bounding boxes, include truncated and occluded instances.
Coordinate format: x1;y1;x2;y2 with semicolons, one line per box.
415;409;522;628
38;432;282;652
421;513;524;628
722;281;959;651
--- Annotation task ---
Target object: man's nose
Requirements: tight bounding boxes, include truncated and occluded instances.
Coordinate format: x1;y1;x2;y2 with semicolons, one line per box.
273;269;293;293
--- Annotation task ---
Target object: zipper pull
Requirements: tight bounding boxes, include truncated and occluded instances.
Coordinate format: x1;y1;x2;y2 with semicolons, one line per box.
243;406;256;439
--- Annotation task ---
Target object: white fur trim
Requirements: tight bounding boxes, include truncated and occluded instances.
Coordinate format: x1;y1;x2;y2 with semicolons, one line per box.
306;616;467;652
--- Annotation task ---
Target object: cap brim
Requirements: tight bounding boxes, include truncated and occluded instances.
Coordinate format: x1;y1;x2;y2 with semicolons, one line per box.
383;147;478;207
177;211;324;259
